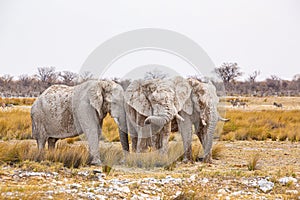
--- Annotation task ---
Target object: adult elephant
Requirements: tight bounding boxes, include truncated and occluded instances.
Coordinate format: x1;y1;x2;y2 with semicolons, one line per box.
31;80;129;165
175;78;229;163
124;76;191;154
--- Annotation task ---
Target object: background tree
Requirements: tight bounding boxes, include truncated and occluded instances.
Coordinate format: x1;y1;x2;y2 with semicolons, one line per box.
59;71;78;86
214;62;243;91
79;71;93;83
248;70;260;83
36;67;58;86
144;68;168;80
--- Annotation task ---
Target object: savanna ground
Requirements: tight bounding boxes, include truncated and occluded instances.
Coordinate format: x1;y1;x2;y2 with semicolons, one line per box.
0;96;299;199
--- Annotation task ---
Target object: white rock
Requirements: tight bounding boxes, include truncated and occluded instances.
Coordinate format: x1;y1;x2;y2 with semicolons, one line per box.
70;183;82;189
189;174;197;181
117;186;130;193
285;190;298;195
175;191;181;197
258;179;274;193
225;196;230;200
232;191;243;196
218;189;227;194
202;178;209;184
95;194;107;200
279;177;297;185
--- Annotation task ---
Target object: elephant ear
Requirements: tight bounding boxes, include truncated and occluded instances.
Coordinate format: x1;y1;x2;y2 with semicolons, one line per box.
188;78;208;113
172;76;193;115
124;80;152;116
87;81;105;119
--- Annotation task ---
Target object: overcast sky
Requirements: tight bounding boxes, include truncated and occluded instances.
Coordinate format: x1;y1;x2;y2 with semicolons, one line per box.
0;0;299;81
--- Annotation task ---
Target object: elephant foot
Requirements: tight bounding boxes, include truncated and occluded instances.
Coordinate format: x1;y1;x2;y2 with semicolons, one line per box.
197;156;212;163
90;159;102;166
182;158;194;164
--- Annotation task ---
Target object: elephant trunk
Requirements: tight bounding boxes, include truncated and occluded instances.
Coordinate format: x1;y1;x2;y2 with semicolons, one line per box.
203;111;218;163
144;115;168;127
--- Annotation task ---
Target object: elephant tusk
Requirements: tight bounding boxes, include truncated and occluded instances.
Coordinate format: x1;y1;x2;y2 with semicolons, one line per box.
175;114;184;121
219;116;230;122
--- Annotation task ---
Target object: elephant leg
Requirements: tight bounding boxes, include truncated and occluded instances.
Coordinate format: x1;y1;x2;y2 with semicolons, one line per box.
177;112;193;162
159;122;171;155
131;136;138;152
37;138;47;150
78;109;101;165
48;138;58;150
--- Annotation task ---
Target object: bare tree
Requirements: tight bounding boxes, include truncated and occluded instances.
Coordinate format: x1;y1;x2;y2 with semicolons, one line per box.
59;71;78;85
36;67;58;85
18;74;32;87
248;70;260;83
144;68;168;80
1;74;14;84
79;71;93;82
214;63;243;90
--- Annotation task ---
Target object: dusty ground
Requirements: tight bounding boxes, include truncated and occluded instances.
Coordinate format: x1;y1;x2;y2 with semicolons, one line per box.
0;140;299;199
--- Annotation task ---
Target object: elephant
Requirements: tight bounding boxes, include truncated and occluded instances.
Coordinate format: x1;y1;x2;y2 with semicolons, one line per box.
174;78;229;163
31;80;129;165
124;76;191;154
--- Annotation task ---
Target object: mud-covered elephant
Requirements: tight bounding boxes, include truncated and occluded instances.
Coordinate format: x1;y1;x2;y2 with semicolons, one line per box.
124;76;191;154
174;78;229;163
31;80;129;165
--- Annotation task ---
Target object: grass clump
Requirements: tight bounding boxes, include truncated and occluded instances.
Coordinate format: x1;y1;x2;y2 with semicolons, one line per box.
247;153;260;171
0;141;89;168
212;143;225;160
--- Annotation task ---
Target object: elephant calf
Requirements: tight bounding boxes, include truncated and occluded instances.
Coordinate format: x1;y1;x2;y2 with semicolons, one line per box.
31;80;129;165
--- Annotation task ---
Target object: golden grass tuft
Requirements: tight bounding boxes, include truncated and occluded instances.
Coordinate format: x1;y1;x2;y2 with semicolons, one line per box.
247;153;260;171
102;115;120;142
212;143;225;160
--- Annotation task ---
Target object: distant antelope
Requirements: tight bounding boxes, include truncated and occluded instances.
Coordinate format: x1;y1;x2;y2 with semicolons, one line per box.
273;102;283;108
229;99;247;108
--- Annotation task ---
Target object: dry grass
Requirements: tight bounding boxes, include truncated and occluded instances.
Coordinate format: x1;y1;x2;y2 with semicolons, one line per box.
221;110;300;141
211;143;225;160
0;97;36;106
102;114;120;142
0;108;32;140
0;141;89;168
247;153;260;171
125;142;184;169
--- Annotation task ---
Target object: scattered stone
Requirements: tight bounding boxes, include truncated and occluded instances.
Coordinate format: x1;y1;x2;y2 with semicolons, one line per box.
201;178;209;184
285;190;298;195
78;171;89;176
258;179;274;193
117;186;130;193
70;183;82;189
279;177;297;185
218;188;228;194
189;174;197;181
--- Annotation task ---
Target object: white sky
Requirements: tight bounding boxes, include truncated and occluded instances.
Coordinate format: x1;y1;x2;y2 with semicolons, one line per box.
0;0;299;81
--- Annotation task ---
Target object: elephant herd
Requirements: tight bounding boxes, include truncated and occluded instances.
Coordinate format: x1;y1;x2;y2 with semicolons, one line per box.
31;76;228;166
